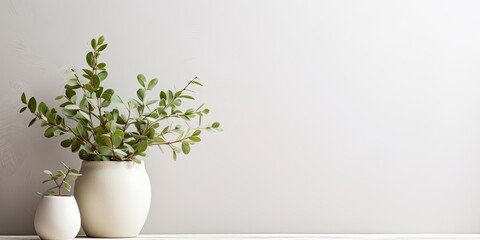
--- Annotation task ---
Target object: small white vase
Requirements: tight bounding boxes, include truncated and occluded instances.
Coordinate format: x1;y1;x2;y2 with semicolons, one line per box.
34;196;81;240
74;161;151;237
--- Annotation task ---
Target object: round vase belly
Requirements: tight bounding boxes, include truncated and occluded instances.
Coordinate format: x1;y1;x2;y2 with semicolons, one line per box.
74;161;151;237
34;196;81;240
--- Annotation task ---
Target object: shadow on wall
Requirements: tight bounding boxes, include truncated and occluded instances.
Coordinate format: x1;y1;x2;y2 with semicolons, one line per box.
0;80;79;234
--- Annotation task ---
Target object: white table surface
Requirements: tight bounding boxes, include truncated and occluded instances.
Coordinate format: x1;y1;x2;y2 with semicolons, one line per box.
2;235;480;240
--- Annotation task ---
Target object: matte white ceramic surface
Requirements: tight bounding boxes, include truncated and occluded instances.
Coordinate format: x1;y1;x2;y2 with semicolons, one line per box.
74;161;151;237
34;196;80;240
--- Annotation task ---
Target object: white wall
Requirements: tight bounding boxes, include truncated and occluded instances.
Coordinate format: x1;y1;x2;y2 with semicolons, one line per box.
2;0;480;234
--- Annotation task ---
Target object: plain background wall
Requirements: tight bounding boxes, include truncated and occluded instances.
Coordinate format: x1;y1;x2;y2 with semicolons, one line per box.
2;0;480;234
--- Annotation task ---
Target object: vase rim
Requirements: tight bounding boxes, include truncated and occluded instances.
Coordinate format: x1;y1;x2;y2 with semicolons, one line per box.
80;160;145;168
42;195;75;198
81;160;143;164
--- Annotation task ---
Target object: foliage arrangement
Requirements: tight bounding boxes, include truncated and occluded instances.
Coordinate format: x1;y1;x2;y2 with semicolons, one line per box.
39;162;81;196
20;36;221;162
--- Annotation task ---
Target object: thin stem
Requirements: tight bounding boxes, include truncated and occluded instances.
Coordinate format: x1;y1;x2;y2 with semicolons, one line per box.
123;104;131;131
57;168;71;195
143;77;199;133
49;173;61;196
71;69;98;139
149;136;190;146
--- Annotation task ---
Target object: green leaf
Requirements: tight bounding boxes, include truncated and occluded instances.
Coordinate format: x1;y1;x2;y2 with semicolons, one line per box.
70;140;81;152
182;142;191;154
28;117;37;127
28;97;36;113
47;112;57;125
145;99;159;106
113;149;127;157
97;44;108;51
69;172;81;177
192;80;203;86
137;74;146;87
44;127;58;138
93;76;100;89
180;95;195;100
185;108;195;115
151;137;165;144
101;100;111;108
160;91;166;100
21;93;27;104
173;150;177;161
192;129;201;136
65;79;78;88
77;110;90;120
174;91;182;98
91;39;97;49
172;99;182;106
96;134;111;147
147;78;159;90
97;71;108;81
55;95;63;100
70;169;80;174
61;162;69;169
111;94;124;104
137;89;146;101
85;83;94;92
112;129;124;148
77;96;86;108
189;136;201;142
65;175;78;181
102;89;114;99
136;140;148;153
123;143;134;153
57;170;66;177
60;139;72;148
212;122;220;128
42;179;52;184
64;104;80;110
76;123;88;138
63;181;71;192
132;158;142;164
86;52;94;68
55;115;62;125
38;102;48;115
19;107;27;113
98;36;105;45
65;88;76;99
43;170;52;175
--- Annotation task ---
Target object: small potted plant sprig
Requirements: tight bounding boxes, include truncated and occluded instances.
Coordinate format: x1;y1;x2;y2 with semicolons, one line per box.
34;163;81;240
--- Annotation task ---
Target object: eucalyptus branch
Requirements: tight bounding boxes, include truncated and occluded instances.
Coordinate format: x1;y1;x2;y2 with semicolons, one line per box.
144;77;201;131
72;69;98;139
183;77;198;91
20;36;220;163
150;136;190;146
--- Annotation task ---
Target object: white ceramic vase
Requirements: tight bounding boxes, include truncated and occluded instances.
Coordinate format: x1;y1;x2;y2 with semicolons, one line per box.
34;196;81;240
74;161;151;237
